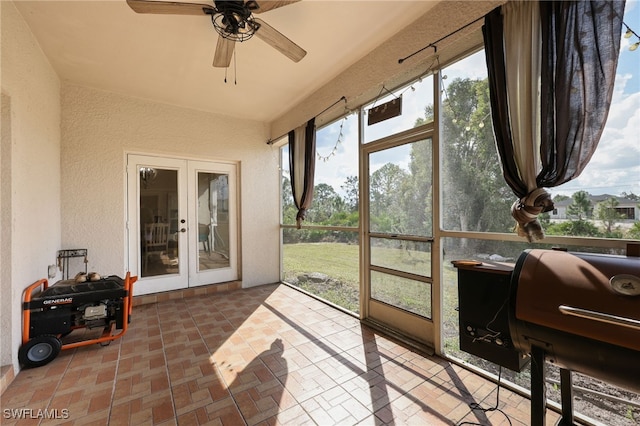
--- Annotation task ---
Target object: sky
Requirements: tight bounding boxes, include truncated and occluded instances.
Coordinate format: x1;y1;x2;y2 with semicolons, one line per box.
287;1;640;200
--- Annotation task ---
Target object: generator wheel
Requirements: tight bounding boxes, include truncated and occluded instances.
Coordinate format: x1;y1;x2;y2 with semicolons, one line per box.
18;335;62;368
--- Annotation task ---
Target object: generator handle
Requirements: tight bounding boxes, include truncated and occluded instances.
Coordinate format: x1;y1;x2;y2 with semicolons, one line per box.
124;272;138;318
22;279;49;344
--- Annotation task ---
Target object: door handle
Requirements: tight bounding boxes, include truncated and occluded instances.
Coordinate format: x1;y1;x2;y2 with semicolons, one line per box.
180;228;186;233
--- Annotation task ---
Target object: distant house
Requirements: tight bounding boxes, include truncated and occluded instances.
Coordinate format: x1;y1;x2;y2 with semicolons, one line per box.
550;194;639;221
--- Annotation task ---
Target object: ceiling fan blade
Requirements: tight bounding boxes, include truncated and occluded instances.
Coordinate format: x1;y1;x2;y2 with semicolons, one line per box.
126;0;213;15
252;0;300;14
253;18;306;63
213;35;236;68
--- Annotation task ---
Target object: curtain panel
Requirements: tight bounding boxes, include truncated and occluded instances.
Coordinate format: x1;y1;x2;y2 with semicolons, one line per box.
483;0;624;241
288;118;317;228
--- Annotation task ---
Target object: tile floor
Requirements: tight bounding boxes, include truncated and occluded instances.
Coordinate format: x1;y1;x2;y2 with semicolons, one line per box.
1;283;561;425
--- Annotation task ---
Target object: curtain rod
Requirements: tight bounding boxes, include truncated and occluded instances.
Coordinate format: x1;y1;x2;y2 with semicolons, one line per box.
266;96;347;145
398;15;485;64
317;95;347;117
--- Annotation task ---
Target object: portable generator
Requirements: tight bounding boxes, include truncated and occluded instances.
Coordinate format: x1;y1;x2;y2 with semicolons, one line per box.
20;272;137;368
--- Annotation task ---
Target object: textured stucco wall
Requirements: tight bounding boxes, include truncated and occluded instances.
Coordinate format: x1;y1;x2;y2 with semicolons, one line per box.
60;84;280;288
1;1;62;370
1;93;13;369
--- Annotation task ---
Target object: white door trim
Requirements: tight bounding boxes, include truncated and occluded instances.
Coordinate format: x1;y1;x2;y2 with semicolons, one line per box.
126;154;239;295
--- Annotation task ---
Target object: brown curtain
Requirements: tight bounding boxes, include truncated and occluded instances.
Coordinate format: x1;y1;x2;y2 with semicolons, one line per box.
483;0;624;241
289;118;316;228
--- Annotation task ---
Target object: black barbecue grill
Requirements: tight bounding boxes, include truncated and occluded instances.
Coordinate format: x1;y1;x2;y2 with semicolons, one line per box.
454;247;640;425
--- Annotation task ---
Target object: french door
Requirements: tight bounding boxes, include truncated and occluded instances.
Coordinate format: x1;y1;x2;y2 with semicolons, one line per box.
362;129;435;346
127;155;238;295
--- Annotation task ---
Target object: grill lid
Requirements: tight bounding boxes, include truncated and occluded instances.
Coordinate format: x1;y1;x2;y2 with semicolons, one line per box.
513;249;640;351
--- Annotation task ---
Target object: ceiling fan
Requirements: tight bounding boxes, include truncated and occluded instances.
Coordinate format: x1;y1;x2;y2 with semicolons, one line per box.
126;0;307;67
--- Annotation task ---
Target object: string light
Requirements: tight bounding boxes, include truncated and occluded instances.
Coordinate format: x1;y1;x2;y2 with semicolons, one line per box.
371;55;439;107
442;75;493;132
623;22;640;52
441;76;463;127
478;112;491;129
317;116;347;162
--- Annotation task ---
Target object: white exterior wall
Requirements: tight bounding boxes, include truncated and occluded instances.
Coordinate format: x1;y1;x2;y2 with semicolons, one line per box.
550;206;568;220
60;84;280;288
1;1;62;370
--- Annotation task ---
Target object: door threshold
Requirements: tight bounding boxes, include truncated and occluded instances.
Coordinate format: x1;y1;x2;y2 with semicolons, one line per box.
133;280;242;306
361;318;435;357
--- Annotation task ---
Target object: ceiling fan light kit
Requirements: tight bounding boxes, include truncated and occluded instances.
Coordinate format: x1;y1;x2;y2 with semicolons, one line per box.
126;0;306;68
210;0;259;42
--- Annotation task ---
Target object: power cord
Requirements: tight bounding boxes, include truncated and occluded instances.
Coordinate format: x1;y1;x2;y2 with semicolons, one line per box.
457;366;513;426
471;296;509;345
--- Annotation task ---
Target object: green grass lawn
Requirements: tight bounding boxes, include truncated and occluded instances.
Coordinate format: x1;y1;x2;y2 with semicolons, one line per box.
284;241;436;318
283;242;361;312
283;242;360;284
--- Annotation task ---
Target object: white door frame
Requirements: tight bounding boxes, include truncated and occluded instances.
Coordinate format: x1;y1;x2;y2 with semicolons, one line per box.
127;154;238;295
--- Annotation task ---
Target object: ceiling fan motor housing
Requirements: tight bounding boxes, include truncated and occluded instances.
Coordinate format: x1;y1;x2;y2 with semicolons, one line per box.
212;0;259;40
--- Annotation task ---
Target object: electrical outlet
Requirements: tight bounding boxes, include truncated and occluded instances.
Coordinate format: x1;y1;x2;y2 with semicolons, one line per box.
48;264;57;279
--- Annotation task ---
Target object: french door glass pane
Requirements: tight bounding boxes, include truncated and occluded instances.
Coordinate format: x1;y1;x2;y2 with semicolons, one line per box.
139;168;178;277
197;172;230;271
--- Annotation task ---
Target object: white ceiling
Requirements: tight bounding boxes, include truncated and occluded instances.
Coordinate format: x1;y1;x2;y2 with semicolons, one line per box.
14;0;440;123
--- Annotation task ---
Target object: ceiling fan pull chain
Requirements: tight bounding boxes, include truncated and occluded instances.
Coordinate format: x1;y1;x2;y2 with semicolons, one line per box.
224;66;228;84
234;49;238;85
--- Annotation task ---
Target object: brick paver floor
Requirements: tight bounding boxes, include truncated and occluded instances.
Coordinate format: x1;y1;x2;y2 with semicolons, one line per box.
1;284;561;425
